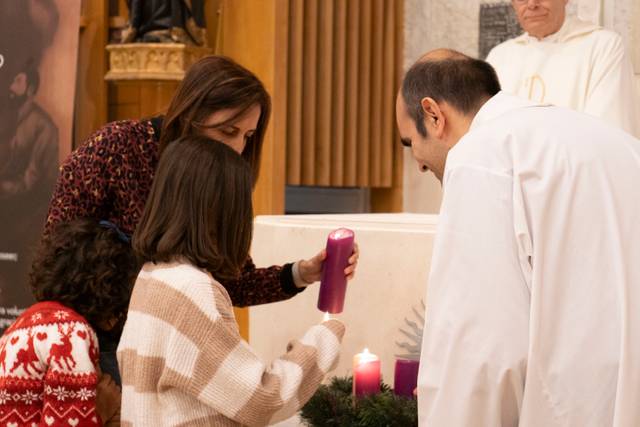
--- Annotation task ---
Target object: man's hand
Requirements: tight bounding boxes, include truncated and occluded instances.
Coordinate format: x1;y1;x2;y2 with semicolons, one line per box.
298;243;360;284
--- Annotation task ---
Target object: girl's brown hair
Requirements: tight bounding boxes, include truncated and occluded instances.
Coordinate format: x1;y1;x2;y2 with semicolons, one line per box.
134;136;253;281
159;55;271;185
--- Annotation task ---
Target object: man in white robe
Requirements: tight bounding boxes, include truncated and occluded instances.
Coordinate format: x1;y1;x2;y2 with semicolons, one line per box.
486;0;638;137
396;49;640;426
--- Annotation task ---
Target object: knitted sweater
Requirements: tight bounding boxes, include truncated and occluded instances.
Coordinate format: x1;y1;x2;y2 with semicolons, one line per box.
117;261;345;426
0;302;101;426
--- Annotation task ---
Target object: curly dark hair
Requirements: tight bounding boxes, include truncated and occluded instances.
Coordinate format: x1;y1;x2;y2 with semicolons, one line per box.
29;219;138;331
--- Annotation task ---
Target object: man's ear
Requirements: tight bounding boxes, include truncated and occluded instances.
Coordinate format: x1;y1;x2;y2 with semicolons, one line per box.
420;97;445;138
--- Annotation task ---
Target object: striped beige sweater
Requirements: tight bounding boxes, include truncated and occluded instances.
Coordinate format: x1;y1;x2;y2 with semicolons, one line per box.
117;261;345;426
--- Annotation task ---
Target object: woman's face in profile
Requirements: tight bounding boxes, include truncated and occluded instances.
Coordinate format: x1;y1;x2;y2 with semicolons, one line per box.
199;104;261;155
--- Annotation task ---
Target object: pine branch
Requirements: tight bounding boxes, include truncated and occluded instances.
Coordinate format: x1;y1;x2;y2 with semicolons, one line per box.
300;376;418;427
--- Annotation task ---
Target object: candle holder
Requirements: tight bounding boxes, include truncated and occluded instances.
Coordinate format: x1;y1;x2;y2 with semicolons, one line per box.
317;228;355;314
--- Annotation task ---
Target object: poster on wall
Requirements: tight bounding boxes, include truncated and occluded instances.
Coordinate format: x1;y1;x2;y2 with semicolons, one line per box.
0;0;81;330
479;2;522;59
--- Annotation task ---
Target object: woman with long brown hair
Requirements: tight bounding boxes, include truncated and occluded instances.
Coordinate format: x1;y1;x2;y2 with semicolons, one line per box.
44;55;358;382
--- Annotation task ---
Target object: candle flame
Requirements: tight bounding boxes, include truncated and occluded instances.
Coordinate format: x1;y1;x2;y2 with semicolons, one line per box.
323;312;331;322
355;348;379;364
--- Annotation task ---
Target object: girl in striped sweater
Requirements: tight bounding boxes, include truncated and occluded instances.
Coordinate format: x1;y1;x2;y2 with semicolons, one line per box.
118;136;345;426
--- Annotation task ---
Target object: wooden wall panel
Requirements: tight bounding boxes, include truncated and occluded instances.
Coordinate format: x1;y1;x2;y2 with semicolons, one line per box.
316;0;334;186
284;0;402;191
204;0;223;50
74;0;108;148
356;0;372;186
371;0;404;212
370;0;385;186
380;0;396;187
286;0;304;185
344;0;360;187
331;0;347;187
107;81;179;122
301;0;318;185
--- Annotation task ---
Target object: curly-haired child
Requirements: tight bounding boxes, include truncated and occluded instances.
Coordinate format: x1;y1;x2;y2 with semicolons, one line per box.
0;219;138;426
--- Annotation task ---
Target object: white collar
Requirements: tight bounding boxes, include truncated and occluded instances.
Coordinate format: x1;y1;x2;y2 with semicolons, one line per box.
469;92;539;132
513;15;600;44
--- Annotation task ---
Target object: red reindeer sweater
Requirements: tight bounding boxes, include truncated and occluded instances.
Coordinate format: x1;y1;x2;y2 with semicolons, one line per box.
0;301;101;426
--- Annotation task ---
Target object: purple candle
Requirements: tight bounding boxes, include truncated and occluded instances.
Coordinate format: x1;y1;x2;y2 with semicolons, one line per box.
394;358;420;398
317;228;354;314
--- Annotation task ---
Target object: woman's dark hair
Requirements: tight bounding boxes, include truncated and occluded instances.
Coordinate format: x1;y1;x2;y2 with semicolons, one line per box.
134;136;254;281
159;55;271;185
29;219;138;331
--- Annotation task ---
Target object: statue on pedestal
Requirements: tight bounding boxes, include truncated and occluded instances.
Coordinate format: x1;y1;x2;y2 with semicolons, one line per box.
122;0;207;46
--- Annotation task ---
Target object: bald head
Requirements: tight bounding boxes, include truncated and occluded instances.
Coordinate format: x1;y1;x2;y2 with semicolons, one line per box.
399;50;501;136
418;48;468;63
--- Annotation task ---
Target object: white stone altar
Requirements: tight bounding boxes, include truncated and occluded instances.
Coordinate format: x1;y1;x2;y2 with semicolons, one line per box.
248;213;438;426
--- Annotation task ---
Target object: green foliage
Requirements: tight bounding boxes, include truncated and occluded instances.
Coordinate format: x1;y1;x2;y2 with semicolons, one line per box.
300;377;418;427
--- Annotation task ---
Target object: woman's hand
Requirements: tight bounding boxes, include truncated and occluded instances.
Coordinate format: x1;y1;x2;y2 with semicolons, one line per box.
298;243;360;284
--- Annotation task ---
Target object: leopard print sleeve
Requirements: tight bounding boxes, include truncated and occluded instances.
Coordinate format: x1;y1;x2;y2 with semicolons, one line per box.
44;120;155;236
220;258;305;307
44;128;114;236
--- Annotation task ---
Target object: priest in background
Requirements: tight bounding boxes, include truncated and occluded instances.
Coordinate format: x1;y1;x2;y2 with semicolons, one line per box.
486;0;638;137
397;49;640;426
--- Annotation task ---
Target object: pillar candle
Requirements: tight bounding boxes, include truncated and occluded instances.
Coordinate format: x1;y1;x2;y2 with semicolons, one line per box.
353;348;381;397
317;228;354;314
394;358;420;398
